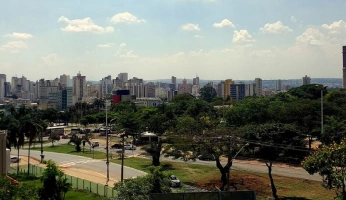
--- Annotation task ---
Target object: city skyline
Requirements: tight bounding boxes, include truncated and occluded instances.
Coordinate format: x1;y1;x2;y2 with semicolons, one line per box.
1;0;346;80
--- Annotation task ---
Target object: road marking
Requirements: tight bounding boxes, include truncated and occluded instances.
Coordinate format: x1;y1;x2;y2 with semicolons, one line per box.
59;159;102;168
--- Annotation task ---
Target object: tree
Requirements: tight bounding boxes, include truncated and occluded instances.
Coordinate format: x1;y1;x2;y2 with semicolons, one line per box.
320;116;346;145
239;123;306;200
199;84;217;103
113;166;170;200
287;84;327;100
49;134;61;147
0;175;38;200
38;160;71;200
303;140;346;200
82;133;92;153
68;134;82;152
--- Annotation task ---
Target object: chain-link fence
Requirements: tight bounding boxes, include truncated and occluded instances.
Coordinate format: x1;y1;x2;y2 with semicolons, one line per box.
8;164;117;198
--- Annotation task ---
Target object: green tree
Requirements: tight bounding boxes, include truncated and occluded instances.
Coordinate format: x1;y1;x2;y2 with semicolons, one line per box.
199;84;217;103
68;134;82;152
320;116;346;145
114;166;170;200
0;175;38;200
287;84;327;100
49;133;61;147
38;160;71;200
303;141;346;200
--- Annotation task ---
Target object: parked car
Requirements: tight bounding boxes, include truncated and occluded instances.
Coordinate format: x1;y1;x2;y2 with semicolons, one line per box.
111;144;123;149
124;144;136;150
197;154;215;161
91;141;99;148
61;135;69;139
169;175;181;187
10;157;20;163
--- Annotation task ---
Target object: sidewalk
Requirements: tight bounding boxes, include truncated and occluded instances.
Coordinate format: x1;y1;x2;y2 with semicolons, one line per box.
13;156;118;186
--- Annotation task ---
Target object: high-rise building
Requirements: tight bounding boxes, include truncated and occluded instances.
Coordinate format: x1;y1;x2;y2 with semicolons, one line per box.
245;83;256;96
275;79;282;91
192;75;199;85
217;81;224;97
302;75;311;85
254;78;262;96
230;84;245;100
223;79;235;98
60;74;70;87
118;73;128;83
343;46;346;88
72;72;87;104
100;75;112;98
0;74;6;99
177;79;192;94
171;76;176;84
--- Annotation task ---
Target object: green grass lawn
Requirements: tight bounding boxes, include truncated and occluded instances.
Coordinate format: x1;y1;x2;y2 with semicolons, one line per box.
31;144;107;160
36;144;335;200
8;173;106;200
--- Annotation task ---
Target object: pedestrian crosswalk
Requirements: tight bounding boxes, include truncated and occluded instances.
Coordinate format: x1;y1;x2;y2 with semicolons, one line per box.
58;159;102;168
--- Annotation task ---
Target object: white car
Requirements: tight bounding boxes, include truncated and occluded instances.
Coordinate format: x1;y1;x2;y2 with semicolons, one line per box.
10;157;20;163
124;144;136;150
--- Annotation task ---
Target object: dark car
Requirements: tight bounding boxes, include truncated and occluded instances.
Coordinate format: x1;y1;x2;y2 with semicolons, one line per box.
111;144;123;149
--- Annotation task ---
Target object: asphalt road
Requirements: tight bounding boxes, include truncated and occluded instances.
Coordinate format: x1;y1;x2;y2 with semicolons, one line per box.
24;140;322;182
18;150;146;180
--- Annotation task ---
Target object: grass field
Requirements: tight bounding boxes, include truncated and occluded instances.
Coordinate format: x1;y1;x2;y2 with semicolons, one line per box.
8;173;106;200
36;144;335;200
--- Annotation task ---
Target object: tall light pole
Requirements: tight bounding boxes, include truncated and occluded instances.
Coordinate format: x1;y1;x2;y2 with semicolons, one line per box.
319;85;327;136
105;84;110;186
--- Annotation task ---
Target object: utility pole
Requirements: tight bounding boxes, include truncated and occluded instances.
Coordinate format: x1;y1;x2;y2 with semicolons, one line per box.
321;88;324;135
121;134;125;182
226;132;231;191
105;83;109;186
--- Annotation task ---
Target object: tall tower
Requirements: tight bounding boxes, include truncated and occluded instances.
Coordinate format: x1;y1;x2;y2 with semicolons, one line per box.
343;46;346;88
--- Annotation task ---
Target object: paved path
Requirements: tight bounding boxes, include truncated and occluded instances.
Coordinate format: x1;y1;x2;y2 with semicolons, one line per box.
17;150;146;184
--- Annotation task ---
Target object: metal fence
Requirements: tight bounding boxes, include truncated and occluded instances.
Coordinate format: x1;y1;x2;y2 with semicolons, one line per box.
8;164;117;198
149;191;256;200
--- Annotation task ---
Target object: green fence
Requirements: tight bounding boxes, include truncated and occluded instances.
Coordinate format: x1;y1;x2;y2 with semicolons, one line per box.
8;164;117;198
149;191;256;200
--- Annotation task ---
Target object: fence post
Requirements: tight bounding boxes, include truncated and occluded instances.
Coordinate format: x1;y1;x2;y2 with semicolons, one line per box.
104;186;106;197
90;181;91;192
77;178;79;189
70;176;72;186
97;183;98;195
83;179;85;190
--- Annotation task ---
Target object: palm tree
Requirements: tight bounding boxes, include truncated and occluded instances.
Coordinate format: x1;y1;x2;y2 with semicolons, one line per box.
7;119;24;175
23;116;44;176
68;134;82;152
82;133;92;153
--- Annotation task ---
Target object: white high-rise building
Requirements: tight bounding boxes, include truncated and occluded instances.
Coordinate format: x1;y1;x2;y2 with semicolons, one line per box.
118;73;128;83
245;83;256;96
72;72;87;104
100;75;112;98
0;74;6;99
254;78;262;96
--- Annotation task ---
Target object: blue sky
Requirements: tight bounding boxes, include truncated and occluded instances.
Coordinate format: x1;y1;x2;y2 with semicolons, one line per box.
1;0;346;81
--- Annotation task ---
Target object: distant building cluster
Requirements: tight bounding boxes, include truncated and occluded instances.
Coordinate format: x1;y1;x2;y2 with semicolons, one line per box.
1;45;346;110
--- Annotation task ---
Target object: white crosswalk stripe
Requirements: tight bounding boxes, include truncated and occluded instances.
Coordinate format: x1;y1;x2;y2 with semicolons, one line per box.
58;159;102;168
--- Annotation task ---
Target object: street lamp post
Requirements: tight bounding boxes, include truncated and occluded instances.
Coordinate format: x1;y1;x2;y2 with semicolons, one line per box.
105;98;110;186
40;131;44;163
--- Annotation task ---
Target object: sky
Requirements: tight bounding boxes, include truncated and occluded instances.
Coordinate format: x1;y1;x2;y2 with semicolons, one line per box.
1;0;346;81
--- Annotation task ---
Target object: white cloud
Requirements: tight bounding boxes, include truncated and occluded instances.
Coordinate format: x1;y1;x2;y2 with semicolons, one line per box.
322;20;346;30
189;49;203;56
260;21;292;34
194;35;204;39
114;42;138;58
213;19;235;28
119;50;138;58
232;30;253;43
57;16;114;34
291;16;297;23
296;28;325;46
110;12;145;24
181;23;200;31
98;44;112;48
42;54;61;66
3;32;33;40
0;41;27;52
